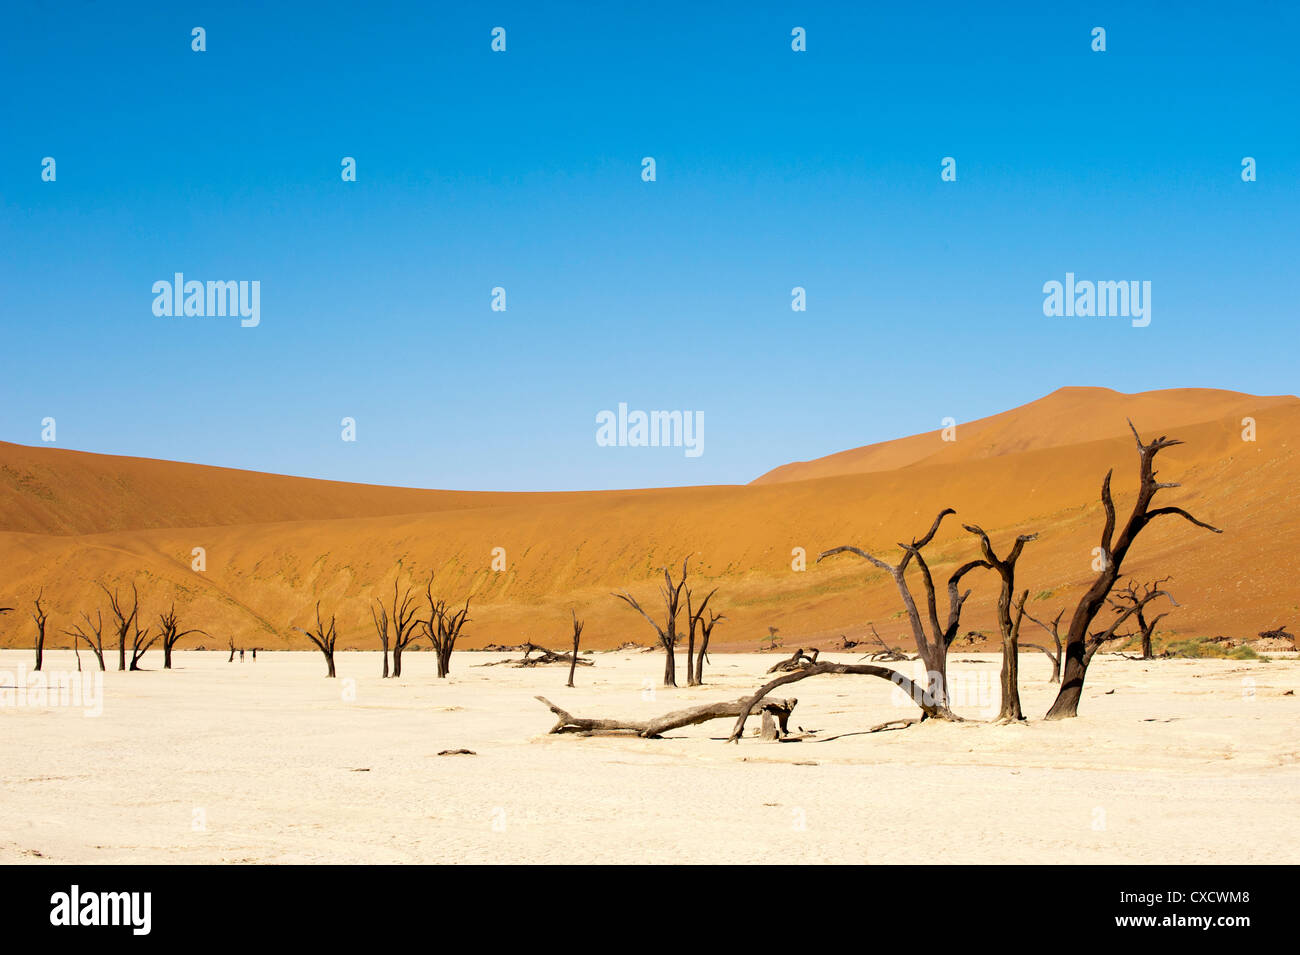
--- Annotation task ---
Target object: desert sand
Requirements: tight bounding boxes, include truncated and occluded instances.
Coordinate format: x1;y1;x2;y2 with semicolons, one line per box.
1;387;1297;654
2;648;1296;865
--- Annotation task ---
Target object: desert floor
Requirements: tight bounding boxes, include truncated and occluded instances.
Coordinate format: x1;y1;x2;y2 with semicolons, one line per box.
1;649;1296;864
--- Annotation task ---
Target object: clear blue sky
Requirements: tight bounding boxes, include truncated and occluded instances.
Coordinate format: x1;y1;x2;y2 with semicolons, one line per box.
2;2;1296;491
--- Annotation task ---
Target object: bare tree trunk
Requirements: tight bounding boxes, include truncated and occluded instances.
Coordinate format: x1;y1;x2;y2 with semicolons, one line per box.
294;602;339;678
566;611;583;688
695;609;723;684
614;558;692;688
31;591;48;672
1045;425;1219;720
820;508;983;717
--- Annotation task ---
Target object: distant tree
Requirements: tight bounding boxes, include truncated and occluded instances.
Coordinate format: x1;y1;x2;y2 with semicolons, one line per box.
371;580;420;678
294;602;339;678
422;577;471;679
31;589;49;671
613;558;690;687
158;602;205;670
566;610;584;688
1108;577;1175;660
100;582;154;671
763;626;781;650
65;610;107;672
1045;425;1219;720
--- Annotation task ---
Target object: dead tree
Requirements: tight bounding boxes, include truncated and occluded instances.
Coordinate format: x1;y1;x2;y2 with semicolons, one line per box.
65;610;107;671
31;590;48;671
1045;423;1220;719
766;648;819;673
694;608;724;684
294;602;339;677
228;636;236;662
536;694;800;738
962;524;1038;722
1086;584;1176;665
1021;607;1064;682
683;582;718;687
566;610;584;688
158;603;205;670
613;558;690;687
423;579;470;678
1108;577;1174;660
100;582;140;671
370;601;390;678
819;508;983;720
128;614;158;670
373;580;420;678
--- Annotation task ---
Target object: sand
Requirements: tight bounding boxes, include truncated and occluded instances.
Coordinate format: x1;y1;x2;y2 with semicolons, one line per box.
2;649;1296;865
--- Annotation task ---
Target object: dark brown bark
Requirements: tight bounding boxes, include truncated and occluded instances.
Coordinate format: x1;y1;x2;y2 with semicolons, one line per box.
1022;607;1064;683
694;609;724;684
537;694;799;738
100;582;139;672
423;577;470;679
1045;423;1220;720
374;580;419;678
613;557;691;687
65;610;106;671
31;590;48;672
294;602;338;677
961;524;1037;722
683;584;718;687
158;602;204;670
566;611;583;688
819;508;982;719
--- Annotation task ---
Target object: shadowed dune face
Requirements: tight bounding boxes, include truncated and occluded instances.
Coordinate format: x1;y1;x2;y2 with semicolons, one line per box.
0;387;1296;652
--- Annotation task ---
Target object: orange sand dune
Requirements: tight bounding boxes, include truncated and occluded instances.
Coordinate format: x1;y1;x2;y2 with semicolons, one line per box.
752;386;1296;484
0;388;1296;654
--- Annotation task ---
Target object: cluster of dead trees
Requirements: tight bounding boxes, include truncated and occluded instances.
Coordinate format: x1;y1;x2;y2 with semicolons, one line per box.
613;557;726;687
813;422;1219;723
545;422;1221;738
0;583;206;672
296;574;474;679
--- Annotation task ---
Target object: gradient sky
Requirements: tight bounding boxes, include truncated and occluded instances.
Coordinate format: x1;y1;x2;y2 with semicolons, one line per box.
2;2;1296;491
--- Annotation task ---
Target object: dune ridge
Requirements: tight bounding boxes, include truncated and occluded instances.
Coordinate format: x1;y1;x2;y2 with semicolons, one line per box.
0;387;1295;653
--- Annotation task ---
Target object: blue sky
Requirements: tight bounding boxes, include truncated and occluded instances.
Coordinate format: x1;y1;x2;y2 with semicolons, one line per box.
2;2;1296;491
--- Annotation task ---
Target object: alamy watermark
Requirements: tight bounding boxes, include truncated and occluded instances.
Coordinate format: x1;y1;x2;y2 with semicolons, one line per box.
1042;272;1150;327
152;273;260;327
0;665;103;717
596;403;703;458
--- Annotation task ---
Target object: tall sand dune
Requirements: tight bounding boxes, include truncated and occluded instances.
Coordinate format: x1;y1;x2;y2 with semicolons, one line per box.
1;387;1296;652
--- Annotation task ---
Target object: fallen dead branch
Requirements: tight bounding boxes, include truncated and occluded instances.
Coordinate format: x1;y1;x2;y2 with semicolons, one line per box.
766;647;819;673
535;694;798;739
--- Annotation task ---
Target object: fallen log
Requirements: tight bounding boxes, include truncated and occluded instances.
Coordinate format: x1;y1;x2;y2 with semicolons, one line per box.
536;694;798;739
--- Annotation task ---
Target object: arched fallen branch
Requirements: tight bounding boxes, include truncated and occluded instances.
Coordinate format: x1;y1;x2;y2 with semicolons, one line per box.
535;695;798;739
766;647;819;673
725;662;943;743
